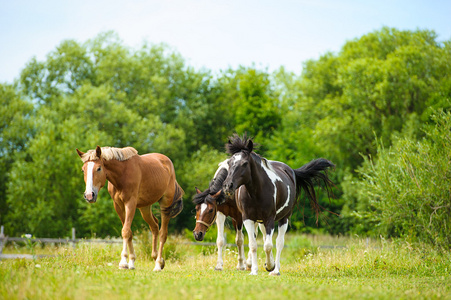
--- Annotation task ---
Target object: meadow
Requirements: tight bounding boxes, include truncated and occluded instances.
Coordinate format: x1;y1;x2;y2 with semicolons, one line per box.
1;232;450;300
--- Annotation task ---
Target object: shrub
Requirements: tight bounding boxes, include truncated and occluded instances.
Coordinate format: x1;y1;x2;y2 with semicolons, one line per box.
352;110;451;247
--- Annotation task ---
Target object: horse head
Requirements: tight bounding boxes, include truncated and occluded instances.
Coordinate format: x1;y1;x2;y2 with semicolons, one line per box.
76;146;107;203
223;134;254;197
192;188;222;241
223;150;253;198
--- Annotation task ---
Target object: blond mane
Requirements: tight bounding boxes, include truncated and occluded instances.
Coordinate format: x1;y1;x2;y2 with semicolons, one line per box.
80;147;138;163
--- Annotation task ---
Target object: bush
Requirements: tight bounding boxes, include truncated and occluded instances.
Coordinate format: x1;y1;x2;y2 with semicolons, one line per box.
351;110;451;247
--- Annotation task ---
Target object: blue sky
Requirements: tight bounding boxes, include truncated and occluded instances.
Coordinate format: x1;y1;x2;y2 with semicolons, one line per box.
0;0;450;83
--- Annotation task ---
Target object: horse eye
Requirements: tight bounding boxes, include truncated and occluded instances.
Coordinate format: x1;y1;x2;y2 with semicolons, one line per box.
97;167;101;172
209;209;213;213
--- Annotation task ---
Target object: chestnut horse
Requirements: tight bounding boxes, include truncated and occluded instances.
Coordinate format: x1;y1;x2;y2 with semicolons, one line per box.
222;134;335;275
192;159;265;270
76;146;184;271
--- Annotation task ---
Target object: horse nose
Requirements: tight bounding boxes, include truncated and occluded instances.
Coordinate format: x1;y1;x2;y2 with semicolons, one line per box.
193;231;204;241
84;192;95;201
224;182;233;193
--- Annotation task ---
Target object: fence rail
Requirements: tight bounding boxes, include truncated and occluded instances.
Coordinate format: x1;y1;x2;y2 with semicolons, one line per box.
0;225;349;260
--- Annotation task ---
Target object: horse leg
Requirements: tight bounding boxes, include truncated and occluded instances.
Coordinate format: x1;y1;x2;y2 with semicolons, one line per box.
243;219;258;275
154;209;170;271
138;206;159;261
246;222;260;270
263;220;276;273
113;201;129;269
258;223;274;270
234;220;246;270
270;220;288;276
122;202;137;270
215;212;226;271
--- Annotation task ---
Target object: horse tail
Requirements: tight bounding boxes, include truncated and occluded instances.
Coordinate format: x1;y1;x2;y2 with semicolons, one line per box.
292;158;335;224
163;181;184;218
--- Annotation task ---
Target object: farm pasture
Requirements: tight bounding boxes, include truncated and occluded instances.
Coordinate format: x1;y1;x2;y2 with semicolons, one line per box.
1;233;450;299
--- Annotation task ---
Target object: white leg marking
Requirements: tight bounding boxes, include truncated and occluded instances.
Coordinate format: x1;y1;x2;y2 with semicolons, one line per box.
153;252;163;271
270;222;288;276
119;239;128;269
264;229;275;272
276;185;291;215
215;212;226;271
243;220;258;275
85;162;94;196
128;258;135;270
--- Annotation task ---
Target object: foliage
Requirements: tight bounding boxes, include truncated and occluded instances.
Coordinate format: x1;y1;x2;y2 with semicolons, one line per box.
0;83;34;224
268;27;451;235
174;146;228;232
346;110;451;247
1;28;450;244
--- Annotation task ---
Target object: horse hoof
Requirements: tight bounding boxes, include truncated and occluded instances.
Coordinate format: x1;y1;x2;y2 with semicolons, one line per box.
214;267;223;271
119;264;129;269
269;271;280;276
160;258;165;270
265;263;275;272
236;266;246;271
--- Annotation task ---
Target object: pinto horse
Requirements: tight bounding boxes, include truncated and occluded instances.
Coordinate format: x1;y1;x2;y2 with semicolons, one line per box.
192;160;265;271
222;134;335;275
76;146;184;271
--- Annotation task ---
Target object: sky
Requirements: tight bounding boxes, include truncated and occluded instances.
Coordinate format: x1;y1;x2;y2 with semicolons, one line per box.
0;0;450;83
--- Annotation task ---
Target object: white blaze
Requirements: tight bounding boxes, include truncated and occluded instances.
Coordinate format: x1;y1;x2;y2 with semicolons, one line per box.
85;162;94;196
232;154;242;164
200;203;208;215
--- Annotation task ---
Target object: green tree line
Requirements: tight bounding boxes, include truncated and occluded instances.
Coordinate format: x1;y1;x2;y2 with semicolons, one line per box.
1;28;450;247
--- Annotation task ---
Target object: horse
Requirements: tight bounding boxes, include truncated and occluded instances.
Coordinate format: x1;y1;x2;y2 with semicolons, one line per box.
222;134;335;275
192;160;265;271
76;146;184;271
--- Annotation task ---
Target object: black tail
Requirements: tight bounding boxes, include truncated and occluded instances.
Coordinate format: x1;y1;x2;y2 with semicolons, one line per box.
163;182;184;218
293;158;335;224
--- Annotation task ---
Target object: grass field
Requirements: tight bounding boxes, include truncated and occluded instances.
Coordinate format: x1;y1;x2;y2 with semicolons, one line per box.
1;233;450;299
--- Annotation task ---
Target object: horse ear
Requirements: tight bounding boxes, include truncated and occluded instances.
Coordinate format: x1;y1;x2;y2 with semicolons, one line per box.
76;148;85;158
195;187;202;194
247;139;253;152
213;190;226;205
211;190;222;199
96;145;102;158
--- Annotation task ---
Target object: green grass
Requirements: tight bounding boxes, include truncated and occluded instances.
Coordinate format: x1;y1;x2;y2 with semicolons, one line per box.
1;234;450;299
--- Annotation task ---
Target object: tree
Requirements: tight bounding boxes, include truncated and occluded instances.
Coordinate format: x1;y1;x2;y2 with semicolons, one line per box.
233;68;281;144
0;83;34;225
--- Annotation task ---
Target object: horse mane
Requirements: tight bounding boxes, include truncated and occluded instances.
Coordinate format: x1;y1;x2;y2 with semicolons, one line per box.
193;188;212;205
225;133;258;155
192;161;229;205
80;147;138;163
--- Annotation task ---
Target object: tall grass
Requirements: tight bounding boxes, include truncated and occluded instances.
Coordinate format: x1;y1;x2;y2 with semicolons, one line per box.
1;233;450;299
